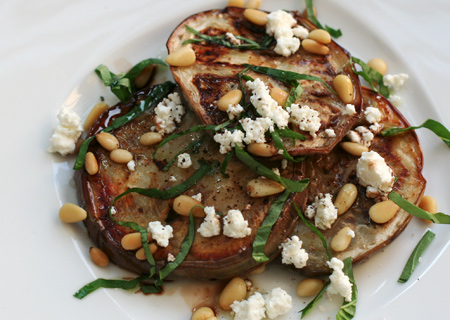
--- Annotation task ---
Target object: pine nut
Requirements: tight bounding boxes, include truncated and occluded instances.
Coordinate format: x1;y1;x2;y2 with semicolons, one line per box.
219;277;248;310
122;232;143;250
369;200;399;224
217;89;243;112
247;178;285;197
419;195;437;223
296;278;326;297
140;132;163;146
96;132;119;151
84;102;109;131
205;318;218;320
334;183;358;216
308;29;331;44
166;46;196;67
173;195;205;218
135;243;158;260
85;152;99;175
89;247;109;267
243;9;268;26
333;74;354;104
245;0;261;9
247;143;278;157
367;58;387;76
134;65;154;88
340;142;368;156
302;39;330;55
270;87;289;106
191;307;215;320
110;149;133;164
227;0;244;7
249;264;266;274
331;227;354;252
59;203;87;223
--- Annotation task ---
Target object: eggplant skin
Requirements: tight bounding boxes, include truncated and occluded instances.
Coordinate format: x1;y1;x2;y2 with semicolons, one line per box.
289;88;426;276
166;7;363;156
76;85;307;280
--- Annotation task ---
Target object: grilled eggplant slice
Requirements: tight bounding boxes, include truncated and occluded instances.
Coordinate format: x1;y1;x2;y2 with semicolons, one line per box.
167;7;362;156
289;88;426;275
76;85;306;280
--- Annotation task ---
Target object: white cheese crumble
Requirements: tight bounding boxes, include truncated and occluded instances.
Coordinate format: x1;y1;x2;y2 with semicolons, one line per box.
231;292;266;320
369;122;382;134
197;206;221;238
264;288;293;319
147;221;173;248
191;193;202;202
305;193;338;230
325;128;336;137
167;253;176;262
388;94;403;107
225;32;241;45
280;235;309;269
110;206;117;215
223;209;251;238
169;175;177;182
177;153;192;169
214;129;245;154
327;257;353;302
272;167;281;176
346;126;374;147
227;103;245;120
292;25;309;39
241;117;274;144
347;229;356;238
266;10;301;57
383;73;409;92
364;106;382;123
356;151;395;197
246;78;290;129
127;160;136;171
154;92;185;134
343;104;356;115
281;159;288;170
288;104;321;137
48;108;83;156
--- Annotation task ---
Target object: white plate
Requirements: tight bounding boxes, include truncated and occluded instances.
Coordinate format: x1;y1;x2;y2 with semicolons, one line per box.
1;0;450;319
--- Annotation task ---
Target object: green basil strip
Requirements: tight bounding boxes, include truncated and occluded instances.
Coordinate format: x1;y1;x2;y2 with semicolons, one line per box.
140;285;163;294
294;204;332;260
285;84;304;108
252;190;291;262
305;0;342;38
336;257;358;320
95;58;167;102
74;275;149;299
73;81;175;170
159;211;196;280
234;145;309;193
398;230;435;283
220;152;233;178
271;130;303;163
277;128;307;142
162;136;204;171
112;160;219;204
381;119;450;148
388;191;450;224
300;280;331;318
350;57;390;98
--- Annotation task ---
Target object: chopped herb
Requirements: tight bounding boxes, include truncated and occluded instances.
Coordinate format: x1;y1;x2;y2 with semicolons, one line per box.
300;280;331;318
74;275;149;299
285;84;304;108
220;152;233;178
271;129;304;163
162;136;204;171
305;0;342;38
252;190;291;262
336;257;358;320
382;119;450;148
140;285;163;294
350;57;390;98
277;127;307;143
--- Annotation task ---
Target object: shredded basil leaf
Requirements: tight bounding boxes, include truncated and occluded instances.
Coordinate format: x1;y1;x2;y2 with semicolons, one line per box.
305;0;342;38
252;190;291;262
398;230;435;283
220;152;233;178
350;57;390;98
294;204;332;260
234;145;309;193
300;280;331;318
285;84;304;108
271;130;303;163
381;119;450;148
73;136;96;171
74;275;149;299
389;191;450;224
162;136;204;171
336;257;358;320
277;127;307;142
140;285;163;294
95;58;167;102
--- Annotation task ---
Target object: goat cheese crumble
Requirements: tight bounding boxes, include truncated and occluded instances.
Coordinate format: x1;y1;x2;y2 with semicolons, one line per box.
214;129;245;154
147;221;173;248
197;206;221;238
266;10;301;57
346;126;374;147
264;288;293;319
167;253;176;262
280;236;309;269
223;209;251;238
227;103;245;120
241;117;274;144
343;103;357;115
288;104;321;137
325;128;336;137
231;292;266;320
48;108;83;156
154;92;185;134
225;32;241;45
364;106;382;123
177;153;192;168
383;73;409;92
305;193;338;230
356;151;395;197
191;193;202;202
327;257;353;302
127;160;136;171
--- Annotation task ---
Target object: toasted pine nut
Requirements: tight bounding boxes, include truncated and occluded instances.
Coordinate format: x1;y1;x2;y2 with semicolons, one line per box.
59;203;87;223
84;102;109;131
367;58;387;76
333;74;354;104
302;39;330;55
247;178;285;197
217;89;243;111
227;0;244;7
191;307;215;320
334;183;358;215
173;195;205;218
419;195;437;223
140;132;163;146
121;232;143;250
166;46;196;67
243;9;268;26
89;247;109;267
110;149;133;164
331;227;354;252
134;65;155;89
270;87;289;106
135;243;158;260
249;264;266;274
245;0;261;9
296;278;326;297
308;29;331;44
219;277;248;310
205;318;218;320
85;152;99;175
369;200;399;224
340;142;368;156
247;143;278;157
96;132;119;151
